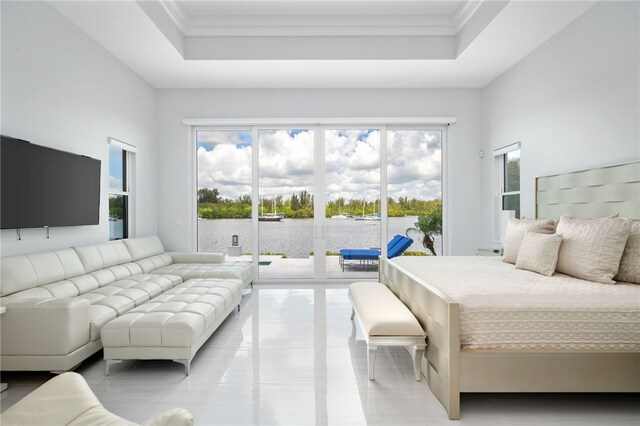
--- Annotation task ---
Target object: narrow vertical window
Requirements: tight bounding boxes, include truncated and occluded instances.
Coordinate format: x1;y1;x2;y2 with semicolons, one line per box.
501;149;520;219
108;139;135;240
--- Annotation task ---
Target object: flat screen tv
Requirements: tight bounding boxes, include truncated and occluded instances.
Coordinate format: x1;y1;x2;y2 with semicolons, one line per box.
1;135;101;229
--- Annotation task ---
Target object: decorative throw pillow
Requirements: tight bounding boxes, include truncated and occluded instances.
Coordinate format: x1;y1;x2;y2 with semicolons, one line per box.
614;221;640;284
555;216;632;284
502;218;556;264
515;231;563;276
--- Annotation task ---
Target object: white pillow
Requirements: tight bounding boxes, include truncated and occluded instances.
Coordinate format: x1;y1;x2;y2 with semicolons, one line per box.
503;218;556;264
614;221;640;284
555;216;632;284
515;231;563;276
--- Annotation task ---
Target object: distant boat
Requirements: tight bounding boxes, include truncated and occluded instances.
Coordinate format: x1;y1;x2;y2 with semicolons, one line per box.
354;199;381;221
331;213;352;219
259;213;284;222
259;198;284;222
354;213;381;221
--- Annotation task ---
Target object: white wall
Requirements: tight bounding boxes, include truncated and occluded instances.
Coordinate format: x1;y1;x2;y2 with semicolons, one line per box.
480;0;640;246
156;89;483;255
1;1;158;256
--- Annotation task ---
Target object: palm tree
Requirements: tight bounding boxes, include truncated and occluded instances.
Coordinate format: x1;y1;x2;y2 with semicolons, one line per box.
406;203;442;256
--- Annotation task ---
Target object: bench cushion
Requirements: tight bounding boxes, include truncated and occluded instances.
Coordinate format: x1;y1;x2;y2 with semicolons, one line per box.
349;282;425;337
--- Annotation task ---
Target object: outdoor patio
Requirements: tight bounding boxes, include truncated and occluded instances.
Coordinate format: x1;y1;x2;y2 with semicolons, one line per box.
226;255;379;280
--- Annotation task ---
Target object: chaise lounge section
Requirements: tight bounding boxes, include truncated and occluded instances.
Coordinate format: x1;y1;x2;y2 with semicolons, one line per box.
102;278;243;376
0;236;253;372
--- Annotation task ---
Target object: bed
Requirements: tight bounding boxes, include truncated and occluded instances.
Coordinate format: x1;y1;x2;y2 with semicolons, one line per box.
379;161;640;420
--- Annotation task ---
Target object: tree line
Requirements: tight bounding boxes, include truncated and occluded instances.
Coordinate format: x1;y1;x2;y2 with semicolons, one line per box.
197;188;441;219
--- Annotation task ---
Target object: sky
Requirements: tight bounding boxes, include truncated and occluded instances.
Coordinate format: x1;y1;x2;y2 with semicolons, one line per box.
109;144;124;192
196;129;441;202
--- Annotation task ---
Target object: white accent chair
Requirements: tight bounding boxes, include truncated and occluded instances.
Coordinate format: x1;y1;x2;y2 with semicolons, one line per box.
0;372;193;426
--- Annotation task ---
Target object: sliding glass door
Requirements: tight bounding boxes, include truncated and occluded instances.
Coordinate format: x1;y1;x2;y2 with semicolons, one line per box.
258;128;315;279
323;129;381;279
387;129;443;257
196;129;253;257
195;124;445;281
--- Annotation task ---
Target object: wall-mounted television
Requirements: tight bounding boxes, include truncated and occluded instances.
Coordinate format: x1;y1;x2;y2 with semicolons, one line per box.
1;135;101;229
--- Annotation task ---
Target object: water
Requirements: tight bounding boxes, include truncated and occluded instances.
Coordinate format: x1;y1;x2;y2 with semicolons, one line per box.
197;216;442;257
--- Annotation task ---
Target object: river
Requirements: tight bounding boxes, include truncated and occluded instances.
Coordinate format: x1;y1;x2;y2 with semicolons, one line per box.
197;216;442;257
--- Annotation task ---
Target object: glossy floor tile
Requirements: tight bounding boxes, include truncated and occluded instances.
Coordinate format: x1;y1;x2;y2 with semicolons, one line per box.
1;285;639;425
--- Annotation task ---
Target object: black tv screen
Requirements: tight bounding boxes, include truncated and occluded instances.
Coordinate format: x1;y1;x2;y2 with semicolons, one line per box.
1;135;101;229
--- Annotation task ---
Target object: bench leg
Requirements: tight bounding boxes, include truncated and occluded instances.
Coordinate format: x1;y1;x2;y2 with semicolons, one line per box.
368;345;377;381
173;359;191;376
350;307;355;320
413;346;425;382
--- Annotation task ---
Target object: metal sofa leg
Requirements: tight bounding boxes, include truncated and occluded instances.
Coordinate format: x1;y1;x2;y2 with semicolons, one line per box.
173;359;191;376
105;359;122;376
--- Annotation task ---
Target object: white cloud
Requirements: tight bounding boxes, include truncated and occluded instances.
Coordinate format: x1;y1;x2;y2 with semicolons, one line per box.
197;129;441;202
109;176;123;192
197;143;252;200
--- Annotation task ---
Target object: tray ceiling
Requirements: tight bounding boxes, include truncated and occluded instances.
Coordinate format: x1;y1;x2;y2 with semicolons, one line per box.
49;0;596;88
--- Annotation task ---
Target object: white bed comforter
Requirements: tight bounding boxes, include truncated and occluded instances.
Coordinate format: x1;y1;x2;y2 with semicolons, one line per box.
392;256;640;350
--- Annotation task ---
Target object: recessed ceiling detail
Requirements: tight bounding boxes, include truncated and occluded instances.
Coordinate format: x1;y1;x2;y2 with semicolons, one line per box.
160;0;481;37
48;0;597;88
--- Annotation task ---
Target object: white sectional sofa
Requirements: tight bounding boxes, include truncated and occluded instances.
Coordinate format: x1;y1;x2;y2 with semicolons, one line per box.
0;236;253;372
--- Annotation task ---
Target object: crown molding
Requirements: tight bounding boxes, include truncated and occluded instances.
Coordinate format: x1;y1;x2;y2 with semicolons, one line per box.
452;0;483;33
160;0;481;37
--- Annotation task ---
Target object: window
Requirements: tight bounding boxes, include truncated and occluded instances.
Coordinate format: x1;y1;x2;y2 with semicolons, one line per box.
501;148;520;218
493;142;520;242
108;138;135;240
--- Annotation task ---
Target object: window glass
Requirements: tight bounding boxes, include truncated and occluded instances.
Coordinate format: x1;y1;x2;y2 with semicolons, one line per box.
501;148;521;220
109;194;127;240
109;145;125;192
388;130;442;256
502;194;520;219
504;150;520;193
196;131;253;256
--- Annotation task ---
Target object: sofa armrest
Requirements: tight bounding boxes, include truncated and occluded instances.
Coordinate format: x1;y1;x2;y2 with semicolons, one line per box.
168;252;224;264
1;298;90;356
141;408;194;426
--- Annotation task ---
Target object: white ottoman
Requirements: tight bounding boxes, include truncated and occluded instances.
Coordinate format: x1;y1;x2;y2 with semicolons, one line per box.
101;278;243;375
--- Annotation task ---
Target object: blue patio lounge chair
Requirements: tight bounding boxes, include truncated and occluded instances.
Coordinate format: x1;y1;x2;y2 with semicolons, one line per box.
339;234;413;271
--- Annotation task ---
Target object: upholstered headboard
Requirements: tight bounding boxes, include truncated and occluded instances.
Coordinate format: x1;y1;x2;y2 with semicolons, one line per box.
536;161;640;220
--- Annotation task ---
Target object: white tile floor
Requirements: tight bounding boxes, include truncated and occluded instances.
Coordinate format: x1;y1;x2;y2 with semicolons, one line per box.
1;285;639;425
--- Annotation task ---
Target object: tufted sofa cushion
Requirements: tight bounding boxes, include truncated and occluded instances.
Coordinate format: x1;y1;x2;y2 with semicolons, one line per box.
123;236;165;261
153;262;253;286
135;253;174;273
73;241;133;273
0;249;85;297
102;278;242;349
